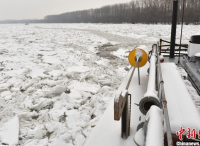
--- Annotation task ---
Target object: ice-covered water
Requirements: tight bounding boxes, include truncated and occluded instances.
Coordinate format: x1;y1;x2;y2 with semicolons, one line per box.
0;24;199;146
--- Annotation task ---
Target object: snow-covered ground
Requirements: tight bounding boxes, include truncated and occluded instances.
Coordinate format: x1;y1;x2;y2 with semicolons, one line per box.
0;24;200;146
177;67;200;113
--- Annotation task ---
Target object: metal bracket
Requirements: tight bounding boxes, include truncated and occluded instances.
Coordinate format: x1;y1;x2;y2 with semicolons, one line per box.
114;90;131;139
121;93;131;139
114;91;132;139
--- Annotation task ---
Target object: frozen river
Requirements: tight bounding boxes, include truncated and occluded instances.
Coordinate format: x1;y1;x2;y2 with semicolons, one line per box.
0;24;199;146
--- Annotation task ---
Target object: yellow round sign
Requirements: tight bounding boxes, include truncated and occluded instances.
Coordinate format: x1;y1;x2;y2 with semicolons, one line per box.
128;48;148;67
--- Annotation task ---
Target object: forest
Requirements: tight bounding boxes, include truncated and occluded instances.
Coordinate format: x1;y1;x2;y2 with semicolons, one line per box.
43;0;200;24
1;0;200;24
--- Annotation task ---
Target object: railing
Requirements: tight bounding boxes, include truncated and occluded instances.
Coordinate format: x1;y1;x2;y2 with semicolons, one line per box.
159;39;188;56
114;44;173;145
155;43;173;146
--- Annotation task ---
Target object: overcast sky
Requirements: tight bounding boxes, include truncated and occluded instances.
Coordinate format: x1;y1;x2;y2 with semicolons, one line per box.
0;0;131;20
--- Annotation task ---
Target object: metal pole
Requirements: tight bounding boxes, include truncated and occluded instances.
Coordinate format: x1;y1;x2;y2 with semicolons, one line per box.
125;60;138;90
156;43;173;146
137;60;140;85
159;39;162;55
178;0;185;64
170;0;178;58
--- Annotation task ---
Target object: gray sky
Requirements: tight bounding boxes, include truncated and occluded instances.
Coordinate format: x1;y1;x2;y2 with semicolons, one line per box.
0;0;131;20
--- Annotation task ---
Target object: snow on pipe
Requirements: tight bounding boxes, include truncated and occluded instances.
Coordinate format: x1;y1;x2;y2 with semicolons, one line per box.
134;106;164;146
139;45;160;115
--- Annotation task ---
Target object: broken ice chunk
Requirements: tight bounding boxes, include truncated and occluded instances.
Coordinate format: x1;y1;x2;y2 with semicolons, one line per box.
98;79;112;86
1;91;11;98
29;67;49;79
95;58;110;66
69;81;100;94
17;111;39;120
0;116;19;145
49;70;62;77
20;79;38;92
24;138;48;146
34;129;47;139
53;85;66;95
49;133;71;146
74;134;85;146
42;56;61;64
66;66;90;73
68;89;82;100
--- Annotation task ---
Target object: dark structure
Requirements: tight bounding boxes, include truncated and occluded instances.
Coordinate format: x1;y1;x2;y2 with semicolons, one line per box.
170;0;178;58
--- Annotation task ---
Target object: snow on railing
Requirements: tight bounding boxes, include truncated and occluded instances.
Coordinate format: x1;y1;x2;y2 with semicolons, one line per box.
155;43;173;146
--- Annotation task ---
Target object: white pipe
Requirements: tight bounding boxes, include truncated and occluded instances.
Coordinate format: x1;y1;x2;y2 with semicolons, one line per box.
134;106;164;146
139;48;160;115
146;106;164;146
144;52;158;100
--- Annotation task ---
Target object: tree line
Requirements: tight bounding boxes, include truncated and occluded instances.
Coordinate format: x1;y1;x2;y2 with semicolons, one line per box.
1;0;200;24
43;0;200;24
